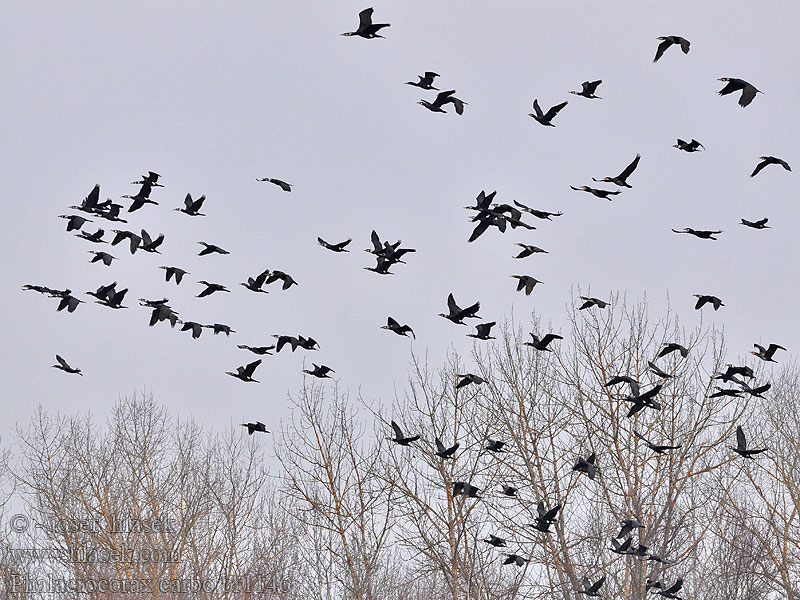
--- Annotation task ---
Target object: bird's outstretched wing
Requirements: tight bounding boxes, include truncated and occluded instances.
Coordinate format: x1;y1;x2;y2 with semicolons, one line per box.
544;101;568;121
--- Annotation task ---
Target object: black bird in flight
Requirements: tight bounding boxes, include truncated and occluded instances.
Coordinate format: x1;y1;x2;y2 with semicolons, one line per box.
389;421;419;446
718;77;761;107
514;243;548;258
483;534;506;547
198;242;229;256
694;294;724;311
237;344;276;356
610;537;633;555
52;354;82;376
435;437;459;459
657;343;689;359
132;171;163;187
88;251;116;266
511;275;542;295
485;439;507;453
740;217;770;229
178;321;205;339
715;364;755;383
530;501;561;533
318;237;352;252
111;229;141;254
577;576;606;597
439;293;481;325
570;80;602;99
593;154;641;188
672;227;721;240
139;229;165;253
197;281;230;298
731;426;767;459
500;485;517;497
604;375;640;397
653;35;690;62
467;322;496;340
648;361;673;379
58;214;92;232
175;193;206;216
579;296;609;310
205;323;235;336
616;518;644;538
303;364;335;379
634;431;681;454
452;482;481;498
455;373;486;389
674;138;704;152
573;452;599;480
529;99;567;126
256;177;292;192
524;333;562;351
341;7;390;39
751;156;791;177
751;343;785;362
265;270;298;290
240;271;269;293
122;184;158;212
406;71;439;90
418;90;466;114
624;384;664;417
76;228;106;243
56;294;83;313
382;317;415;339
226;359;262;383
512;200;563;220
502;554;529;567
159;266;188;285
241;421;269;435
570;185;621;200
656;578;683;599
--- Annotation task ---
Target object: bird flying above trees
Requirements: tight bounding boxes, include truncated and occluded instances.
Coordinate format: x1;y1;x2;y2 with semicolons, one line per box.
455;373;486;389
52;354;82;376
573;452;599;480
731;425;767;458
524;333;562;351
579;296;609;310
381;317;414;339
241;422;269;435
435;437;459;459
751;343;785;362
694;294;724;310
467;322;496;340
302;364;335;379
511;275;542;295
657;343;689;359
226;359;262;383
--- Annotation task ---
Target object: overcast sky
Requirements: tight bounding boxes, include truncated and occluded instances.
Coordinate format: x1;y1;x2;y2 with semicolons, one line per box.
1;1;797;445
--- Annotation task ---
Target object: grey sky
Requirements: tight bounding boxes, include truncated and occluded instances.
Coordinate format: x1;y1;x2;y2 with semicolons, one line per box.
1;1;797;438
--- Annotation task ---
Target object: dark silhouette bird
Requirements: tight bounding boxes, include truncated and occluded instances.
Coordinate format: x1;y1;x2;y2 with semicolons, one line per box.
530;501;561;532
593;154;641;188
56;294;83;313
197;281;230;298
624;384;664;417
573;453;599;480
570;80;602;99
198;242;229;256
76;228;106;243
502;554;529;567
648;553;673;565
610;537;633;555
694;294;724;311
265;270;298;290
302;364;334;379
406;71;439;90
88;251;116;266
579;296;609;310
132;171;163;187
648;361;673;379
483;535;506;547
205;323;235;336
733;378;771;399
467;322;496;340
439;293;480;325
604;375;640;397
616;517;645;539
86;282;116;302
297;336;320;351
628;544;649;559
147;302;179;328
570;185;621;200
731;426;767;459
500;485;517;497
363;259;395;275
434;437;459;459
718;77;761;107
52;354;82;375
69;184;110;214
256;177;292;191
514;243;548;258
529;99;567;126
122;184;158;212
751;343;785;362
418;89;466;114
674;138;704;152
178;320;205;339
714;364;755;383
656;578;684;599
455;373;486;389
452;482;481;498
159;266;188;285
709;387;744;399
318;237;352;252
511;275;542;295
577;576;606;597
237;344;275;355
485;439;507;453
512;201;563;220
139;229;165;253
273;335;302;353
389;421;419;446
59;214;92;232
241;422;268;435
96;287;128;309
633;431;681;454
175;193;206;216
658;343;689;359
654;35;690;62
94;201;127;223
341;7;390;38
740;217;770;229
240;271;269;293
672;227;721;240
111;229;141;254
524;333;562;351
381;317;414;339
226;359;262;383
751;156;791;177
23;284;64;295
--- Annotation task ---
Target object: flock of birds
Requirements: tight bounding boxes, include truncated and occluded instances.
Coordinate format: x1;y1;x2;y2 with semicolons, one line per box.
23;7;792;596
